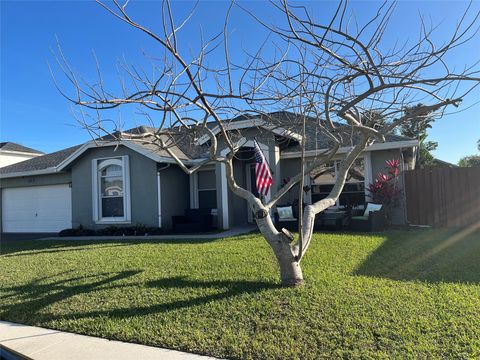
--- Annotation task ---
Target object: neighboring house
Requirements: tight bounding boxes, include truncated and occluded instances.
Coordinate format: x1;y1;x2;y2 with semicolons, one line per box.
430;158;458;168
0;142;44;168
0;111;418;234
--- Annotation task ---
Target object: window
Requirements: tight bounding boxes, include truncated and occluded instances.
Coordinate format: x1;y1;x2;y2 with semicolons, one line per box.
197;170;217;209
93;156;131;222
339;159;365;207
310;159;365;208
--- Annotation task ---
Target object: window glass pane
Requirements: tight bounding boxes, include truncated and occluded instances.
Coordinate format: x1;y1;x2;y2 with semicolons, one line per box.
198;190;216;209
101;164;122;177
312;193;329;203
102;197;124;217
343;183;365;192
310;162;336;184
101;177;123;196
346;159;364;183
311;184;334;194
198;170;216;189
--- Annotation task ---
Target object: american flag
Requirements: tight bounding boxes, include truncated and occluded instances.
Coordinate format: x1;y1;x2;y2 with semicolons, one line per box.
254;140;273;196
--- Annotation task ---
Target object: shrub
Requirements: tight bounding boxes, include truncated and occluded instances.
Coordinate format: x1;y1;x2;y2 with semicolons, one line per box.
368;159;402;222
58;227;96;237
58;225;163;237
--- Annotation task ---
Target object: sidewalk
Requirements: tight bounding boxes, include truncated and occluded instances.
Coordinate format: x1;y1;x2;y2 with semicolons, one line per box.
38;225;257;241
0;321;223;360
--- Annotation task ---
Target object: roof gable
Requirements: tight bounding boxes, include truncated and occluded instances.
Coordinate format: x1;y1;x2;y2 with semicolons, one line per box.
0;142;44;155
195;117;303;145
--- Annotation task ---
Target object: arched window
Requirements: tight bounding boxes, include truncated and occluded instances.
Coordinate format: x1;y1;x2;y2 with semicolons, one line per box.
92;156;131;222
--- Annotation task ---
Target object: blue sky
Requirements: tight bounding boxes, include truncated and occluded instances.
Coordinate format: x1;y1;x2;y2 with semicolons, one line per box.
1;1;479;162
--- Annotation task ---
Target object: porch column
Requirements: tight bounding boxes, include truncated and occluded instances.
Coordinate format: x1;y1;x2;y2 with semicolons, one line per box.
269;144;279;199
219;162;229;230
364;151;373;201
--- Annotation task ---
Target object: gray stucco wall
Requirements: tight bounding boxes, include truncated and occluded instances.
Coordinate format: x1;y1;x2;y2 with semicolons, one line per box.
159;164;189;230
0;172;72;233
69;145;159;229
278;158;302;205
229;158;248;226
0;172;72;189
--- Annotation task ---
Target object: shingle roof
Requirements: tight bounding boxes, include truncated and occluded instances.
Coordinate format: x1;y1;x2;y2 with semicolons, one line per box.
0;145;82;175
0;111;414;176
100;126;202;160
0;142;44;154
246;111;412;153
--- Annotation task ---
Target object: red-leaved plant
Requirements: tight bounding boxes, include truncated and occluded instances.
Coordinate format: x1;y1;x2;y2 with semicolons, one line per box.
368;159;402;222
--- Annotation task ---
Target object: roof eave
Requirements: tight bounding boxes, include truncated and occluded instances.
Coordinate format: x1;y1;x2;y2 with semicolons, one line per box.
0;167;59;179
56;140;196;171
0;150;43;156
280;139;419;159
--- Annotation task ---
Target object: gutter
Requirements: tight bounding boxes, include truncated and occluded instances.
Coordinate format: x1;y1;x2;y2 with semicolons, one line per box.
0;150;43;156
280;140;419;159
0;167;61;179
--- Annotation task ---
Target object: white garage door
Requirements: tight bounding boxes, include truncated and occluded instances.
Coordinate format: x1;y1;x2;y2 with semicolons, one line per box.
2;184;72;232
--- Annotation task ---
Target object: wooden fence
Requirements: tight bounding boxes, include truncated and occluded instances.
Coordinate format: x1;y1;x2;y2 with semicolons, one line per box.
404;167;480;227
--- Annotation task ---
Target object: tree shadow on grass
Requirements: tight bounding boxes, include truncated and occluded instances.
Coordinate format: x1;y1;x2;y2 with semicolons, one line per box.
1;271;279;323
354;226;480;284
59;277;280;320
0;237;222;257
0;270;142;321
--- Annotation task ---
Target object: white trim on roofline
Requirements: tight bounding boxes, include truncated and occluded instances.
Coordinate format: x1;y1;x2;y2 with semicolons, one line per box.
0;140;203;179
280;139;419;159
0;149;43;156
195;118;303;145
0;167;60;179
56;140;189;171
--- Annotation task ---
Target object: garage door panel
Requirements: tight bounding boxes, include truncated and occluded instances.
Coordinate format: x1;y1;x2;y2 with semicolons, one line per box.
2;185;72;233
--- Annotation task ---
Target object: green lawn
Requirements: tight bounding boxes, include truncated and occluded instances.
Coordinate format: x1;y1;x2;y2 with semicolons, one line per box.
1;229;479;359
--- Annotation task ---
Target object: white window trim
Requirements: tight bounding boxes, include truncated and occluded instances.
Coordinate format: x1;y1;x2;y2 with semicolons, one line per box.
92;155;131;224
192;167;217;209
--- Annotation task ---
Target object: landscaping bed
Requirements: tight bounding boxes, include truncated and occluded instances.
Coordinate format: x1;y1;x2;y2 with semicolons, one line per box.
1;229;479;359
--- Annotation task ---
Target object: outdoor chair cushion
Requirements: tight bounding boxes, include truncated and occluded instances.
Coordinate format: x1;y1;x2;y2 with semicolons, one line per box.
277;206;295;220
351;215;368;221
363;203;382;217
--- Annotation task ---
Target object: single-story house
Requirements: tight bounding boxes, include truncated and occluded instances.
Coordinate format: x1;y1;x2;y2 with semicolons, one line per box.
0;111;418;234
0;142;44;168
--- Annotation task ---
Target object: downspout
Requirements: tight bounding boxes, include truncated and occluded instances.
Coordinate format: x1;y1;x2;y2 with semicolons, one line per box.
157;163;171;228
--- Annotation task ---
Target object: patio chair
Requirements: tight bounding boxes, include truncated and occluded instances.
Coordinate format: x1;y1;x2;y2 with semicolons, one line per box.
349;203;387;232
315;210;348;231
274;205;298;231
172;208;215;233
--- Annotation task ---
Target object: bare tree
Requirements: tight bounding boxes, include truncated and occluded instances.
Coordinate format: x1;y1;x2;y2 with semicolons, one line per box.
53;0;480;286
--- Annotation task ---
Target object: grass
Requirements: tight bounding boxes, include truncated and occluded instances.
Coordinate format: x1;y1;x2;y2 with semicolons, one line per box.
1;228;480;359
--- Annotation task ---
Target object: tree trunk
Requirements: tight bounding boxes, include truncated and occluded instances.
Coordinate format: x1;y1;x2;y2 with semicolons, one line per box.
224;159;304;286
277;252;304;286
255;209;304;286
